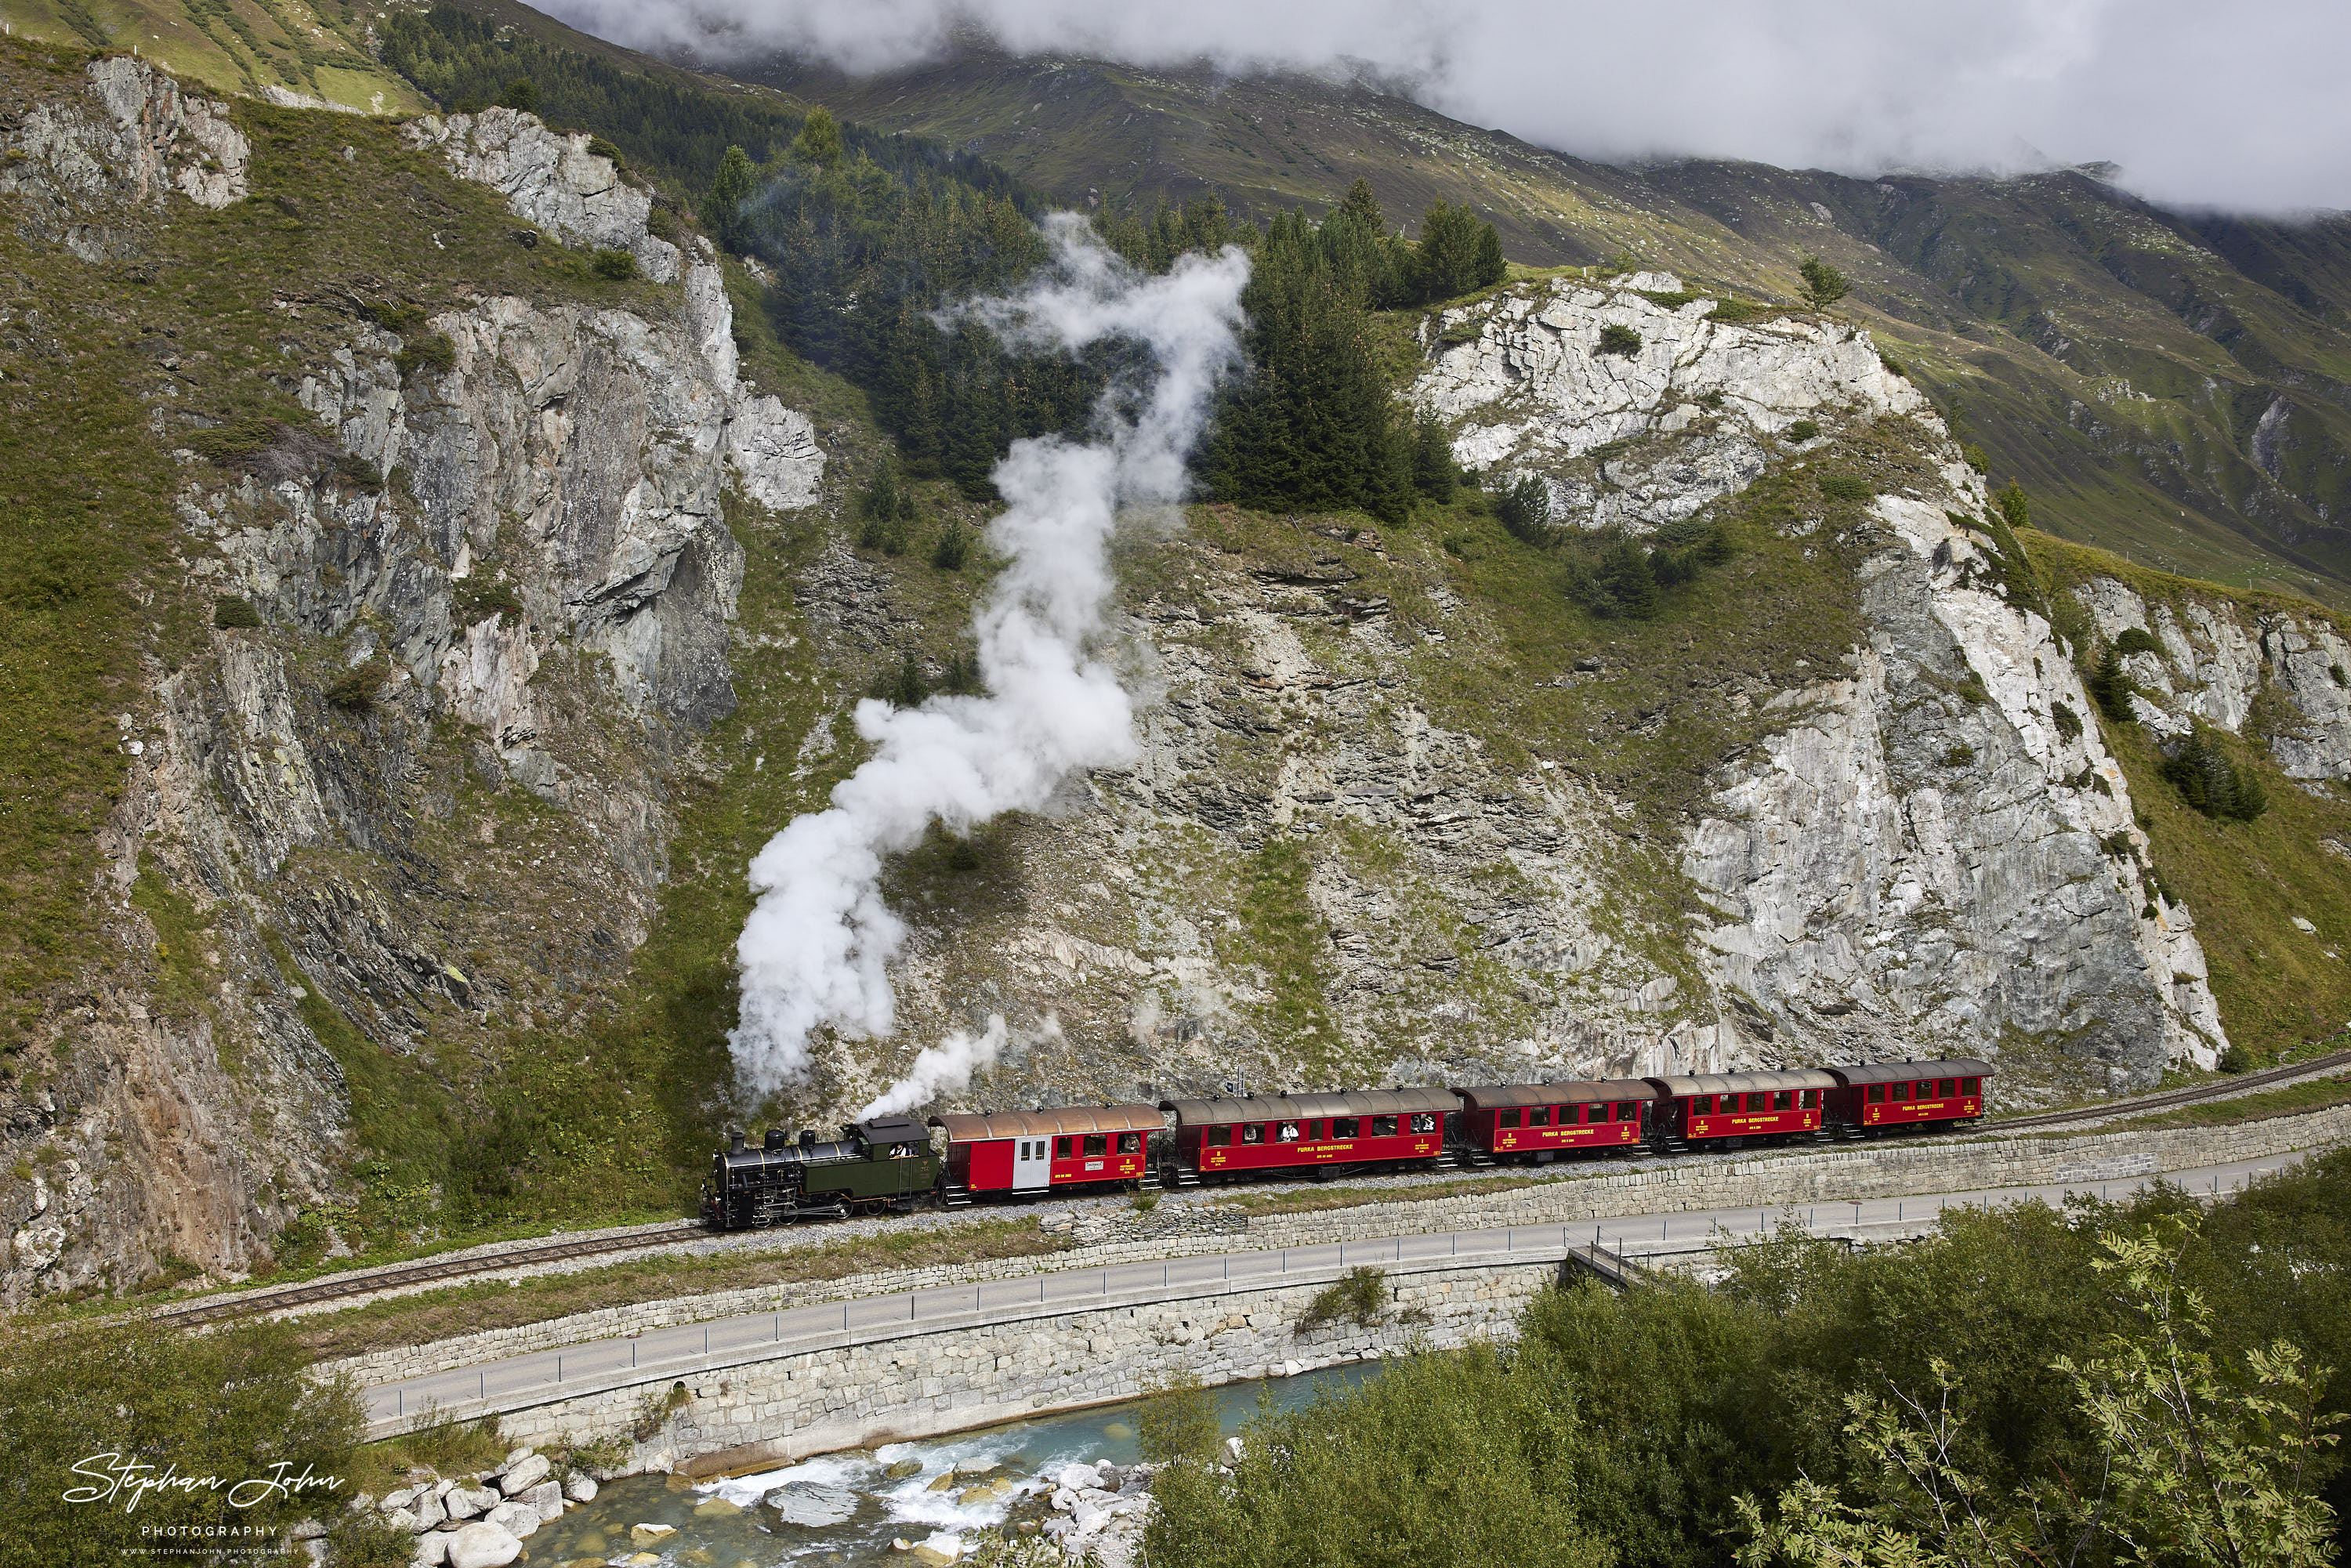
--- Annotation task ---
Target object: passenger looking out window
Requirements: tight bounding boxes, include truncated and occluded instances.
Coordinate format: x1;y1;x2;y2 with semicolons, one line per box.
1242;1124;1264;1144
1333;1117;1360;1138
1117;1132;1141;1153
1410;1112;1436;1134
1277;1122;1301;1143
1529;1106;1552;1127
1371;1115;1397;1136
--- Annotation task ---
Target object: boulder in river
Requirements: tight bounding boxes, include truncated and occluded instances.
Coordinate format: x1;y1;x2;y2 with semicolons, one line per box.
763;1481;860;1528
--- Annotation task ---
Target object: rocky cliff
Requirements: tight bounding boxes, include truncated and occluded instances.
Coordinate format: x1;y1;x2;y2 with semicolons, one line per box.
1;54;820;1302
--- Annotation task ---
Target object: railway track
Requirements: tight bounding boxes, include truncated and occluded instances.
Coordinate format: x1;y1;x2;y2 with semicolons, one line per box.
150;1047;2350;1329
1987;1046;2351;1132
152;1219;704;1327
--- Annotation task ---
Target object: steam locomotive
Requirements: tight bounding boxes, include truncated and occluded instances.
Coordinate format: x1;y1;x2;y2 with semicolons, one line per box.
703;1059;1991;1229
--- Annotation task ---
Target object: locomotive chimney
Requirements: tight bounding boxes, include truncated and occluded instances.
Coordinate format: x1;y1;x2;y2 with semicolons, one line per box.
799;1128;817;1150
728;1128;746;1154
764;1128;788;1151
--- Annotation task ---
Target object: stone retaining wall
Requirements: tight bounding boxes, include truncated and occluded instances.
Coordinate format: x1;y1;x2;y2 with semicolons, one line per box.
491;1261;1563;1474
328;1103;2351;1391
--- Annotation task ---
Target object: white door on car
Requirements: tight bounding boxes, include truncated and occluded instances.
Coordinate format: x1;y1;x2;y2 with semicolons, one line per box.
1013;1136;1052;1192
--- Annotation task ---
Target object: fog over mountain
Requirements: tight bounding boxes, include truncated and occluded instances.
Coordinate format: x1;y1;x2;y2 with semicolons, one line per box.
545;0;2349;213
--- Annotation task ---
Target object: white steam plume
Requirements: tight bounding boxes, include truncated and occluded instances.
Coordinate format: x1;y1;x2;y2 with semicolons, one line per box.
731;215;1250;1103
858;1015;1010;1118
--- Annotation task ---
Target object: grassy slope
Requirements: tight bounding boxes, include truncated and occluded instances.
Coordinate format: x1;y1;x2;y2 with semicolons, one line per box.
748;46;2351;610
6;0;426;110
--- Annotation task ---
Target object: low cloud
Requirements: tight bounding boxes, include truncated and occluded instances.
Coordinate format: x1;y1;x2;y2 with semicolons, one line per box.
546;0;2349;213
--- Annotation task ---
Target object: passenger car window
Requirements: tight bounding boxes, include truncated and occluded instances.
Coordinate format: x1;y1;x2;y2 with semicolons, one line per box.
1529;1106;1552;1127
1615;1102;1636;1121
1204;1126;1230;1147
1083;1135;1107;1156
1056;1135;1072;1155
1938;1079;1956;1098
1333;1117;1360;1138
1277;1121;1301;1143
1118;1132;1141;1153
1801;1089;1820;1109
1371;1115;1397;1136
1890;1083;1909;1102
1242;1124;1264;1144
1410;1112;1436;1134
1773;1091;1792;1110
1962;1077;1980;1095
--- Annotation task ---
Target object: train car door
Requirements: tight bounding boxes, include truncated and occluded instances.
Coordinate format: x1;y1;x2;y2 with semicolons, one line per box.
1013;1135;1052;1192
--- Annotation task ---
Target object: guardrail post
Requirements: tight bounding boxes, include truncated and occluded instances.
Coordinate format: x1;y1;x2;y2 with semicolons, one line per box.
557;1355;563;1382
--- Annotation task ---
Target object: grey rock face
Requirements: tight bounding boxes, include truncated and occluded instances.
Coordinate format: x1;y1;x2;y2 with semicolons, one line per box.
0;57;248;259
1413;273;1923;532
1683;498;2223;1089
2078;578;2351;781
402;108;680;284
0;62;824;1305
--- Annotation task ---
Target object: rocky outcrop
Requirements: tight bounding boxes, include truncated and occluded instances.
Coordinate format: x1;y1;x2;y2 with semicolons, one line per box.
402;107;682;284
1683;498;2222;1086
2074;577;2351;780
1414;272;1924;531
0;78;824;1302
0;56;248;259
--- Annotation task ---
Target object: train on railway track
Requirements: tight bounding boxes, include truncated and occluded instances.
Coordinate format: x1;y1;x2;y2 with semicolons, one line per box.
701;1059;1992;1229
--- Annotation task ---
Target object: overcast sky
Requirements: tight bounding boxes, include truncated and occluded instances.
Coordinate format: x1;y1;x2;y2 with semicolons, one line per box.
545;0;2350;213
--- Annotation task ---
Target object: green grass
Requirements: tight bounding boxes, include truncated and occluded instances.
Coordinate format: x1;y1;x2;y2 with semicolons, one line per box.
2113;1074;2351;1132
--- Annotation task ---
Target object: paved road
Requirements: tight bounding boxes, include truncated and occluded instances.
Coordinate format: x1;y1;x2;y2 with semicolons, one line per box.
363;1146;2311;1436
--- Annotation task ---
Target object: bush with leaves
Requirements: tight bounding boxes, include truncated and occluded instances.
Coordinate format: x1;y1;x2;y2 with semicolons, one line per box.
1411;416;1458;502
931;520;973;570
1737;1218;2342;1568
1410;201;1508;302
1598;322;1644;357
1994;481;2030;532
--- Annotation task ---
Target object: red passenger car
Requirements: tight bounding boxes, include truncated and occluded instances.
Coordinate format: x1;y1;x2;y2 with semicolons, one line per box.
1159;1088;1458;1185
1823;1059;1991;1135
929;1104;1162;1204
1453;1080;1661;1164
1643;1069;1837;1150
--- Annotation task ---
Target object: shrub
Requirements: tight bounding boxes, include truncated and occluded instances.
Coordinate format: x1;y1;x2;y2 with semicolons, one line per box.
1596;538;1661;619
644;203;679;241
2050;701;2083;741
1596;323;1643;357
1994;480;2030;531
212;595;262;629
632;1382;690;1442
497;77;538;114
1704;299;1762;324
1943;743;1976;768
2161;725;2269;821
788;106;844;168
1784;419;1820;444
1299;1266;1388;1331
1411;416;1458;502
2218;1044;2252;1074
1699;389;1726;410
1878;351;1907;378
2114;626;2163;657
2088;644;2135;720
930;521;973;570
590;248;638;281
702;143;757;253
1137;1368;1220;1466
860;511;912;556
585;135;625;166
332;451;384;491
940;648;984;696
326;657;391;712
1798;255;1848;308
1962;443;1991;474
393;333;456;382
325;1511;418;1568
1494;476;1552;543
1817;474;1872;502
455;575;523;625
868;652;929;709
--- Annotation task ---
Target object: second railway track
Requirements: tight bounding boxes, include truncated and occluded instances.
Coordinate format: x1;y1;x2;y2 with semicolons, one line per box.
149;1047;2350;1329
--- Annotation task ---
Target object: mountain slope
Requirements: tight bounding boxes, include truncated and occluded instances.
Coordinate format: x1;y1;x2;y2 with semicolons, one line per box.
739;45;2351;608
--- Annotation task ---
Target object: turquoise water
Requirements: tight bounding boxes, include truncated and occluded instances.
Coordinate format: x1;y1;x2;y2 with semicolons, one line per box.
521;1362;1380;1566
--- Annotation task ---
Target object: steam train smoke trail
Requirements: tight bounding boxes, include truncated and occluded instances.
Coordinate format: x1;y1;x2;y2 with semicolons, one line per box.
730;217;1250;1101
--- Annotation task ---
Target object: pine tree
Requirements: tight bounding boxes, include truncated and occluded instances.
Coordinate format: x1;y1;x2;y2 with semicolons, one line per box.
1799;255;1849;309
1337;177;1385;235
704;144;757;254
1598;538;1661;618
788;107;842;168
1412;417;1458;502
